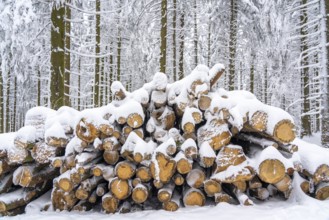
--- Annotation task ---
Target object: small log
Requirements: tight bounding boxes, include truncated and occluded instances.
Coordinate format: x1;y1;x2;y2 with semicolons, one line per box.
7;147;32;165
75;176;104;200
132;178;142;188
236;192;253;206
199;142;216;168
183;188;205;207
99;123;114;137
315;182;329;200
175;152;192;175
102;192;119;213
300;180;310;194
250;187;270;200
96;183;108;197
313;164;329;185
180;138;198;160
233;181;247;193
248;176;262;189
103;137;121;151
136;166;152;182
160;107;176;130
102;165;115;181
51;156;64;168
214;192;235;204
118;201;131;214
274;174;292;192
0;172;13;194
204;179;222;197
127;113;144;129
72;200;93;212
132;183;149;204
31;142;63;164
115;161;136;180
186;166;206;188
103;150;119;165
88;190;98;204
109;177;132;200
209;64;225;88
172;173;185;186
158;182;175;203
198;94;212;111
162;190;180;211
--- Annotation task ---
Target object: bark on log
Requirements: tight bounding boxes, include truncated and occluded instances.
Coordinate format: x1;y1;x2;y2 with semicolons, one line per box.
158;182;175;203
132;183;149;204
150;152;176;184
76;118;99;143
162;190;180;211
102;192;119;213
204;179;222;197
315;182;329;200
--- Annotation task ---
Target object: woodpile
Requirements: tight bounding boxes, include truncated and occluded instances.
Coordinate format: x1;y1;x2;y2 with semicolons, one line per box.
0;63;329;216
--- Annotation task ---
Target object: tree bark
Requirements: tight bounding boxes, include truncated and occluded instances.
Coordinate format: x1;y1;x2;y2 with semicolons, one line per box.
64;0;71;107
50;3;65;110
159;0;168;73
178;5;184;79
193;0;198;67
228;0;238;91
0;69;3;133
94;0;101;107
172;0;177;81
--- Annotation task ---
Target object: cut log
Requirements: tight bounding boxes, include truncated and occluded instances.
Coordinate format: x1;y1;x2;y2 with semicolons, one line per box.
13;165;59;188
76;118;99;143
236;192;253;206
198;95;212;111
51;157;64;168
31;142;63;164
72;200;93;212
115;161;136;180
197;118;231;151
180;138;198;160
183;188;205;207
103;137;120;151
75;176;104;200
127;113;144;129
102;166;115;181
118;201;131;214
103;150;119;165
300;180;310;194
258;159;286;184
250;187;270;200
209;64;225;88
162;190;180;211
158;182;175;203
0;172;13;194
186;167;206;188
204;179;222;197
96;183;108;197
7;147;32;165
315;182;329;200
248;176;262;189
132;178;142;187
88;190;98;204
102;192;119;213
272;120;296;144
109;177;132;200
175;152;192;174
160;107;176;130
214;192;235;204
132;183;149;204
152;90;167;108
150;152;176;184
274;174;292;192
172;173;185;186
313;164;329;185
199;142;216;168
0;181;51;213
136;166;152;182
214;144;246;173
233;181;247;193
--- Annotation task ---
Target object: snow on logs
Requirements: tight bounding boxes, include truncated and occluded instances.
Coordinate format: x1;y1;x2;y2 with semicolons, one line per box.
0;63;329;216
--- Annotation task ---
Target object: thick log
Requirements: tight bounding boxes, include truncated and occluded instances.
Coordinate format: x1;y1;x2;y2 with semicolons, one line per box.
274;174;292;192
197;118;231;151
127;113;144;129
7;147;32;165
102;192;119;213
115;161;136;180
183;188;205;207
214;144;246;173
258;159;286;184
31;142;63;164
76;118;99;143
204;179;222;197
150;152;176;184
198;95;212;111
109;177;132;200
132;183;149;204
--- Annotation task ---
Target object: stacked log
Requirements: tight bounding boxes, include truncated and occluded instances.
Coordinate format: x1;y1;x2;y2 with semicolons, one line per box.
0;63;329;217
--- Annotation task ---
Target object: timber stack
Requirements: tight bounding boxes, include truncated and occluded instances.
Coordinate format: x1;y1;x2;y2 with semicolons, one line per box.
0;64;329;216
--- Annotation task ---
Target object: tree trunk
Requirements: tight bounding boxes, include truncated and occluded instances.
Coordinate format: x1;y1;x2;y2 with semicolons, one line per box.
321;0;329;147
172;0;177;81
193;0;198;67
0;68;3;133
159;0;168;73
6;73;10;132
94;0;101;107
64;0;71;107
300;0;312;137
109;44;114;101
228;0;238;91
50;3;65;110
13;75;17;131
37;69;41;106
250;53;255;94
178;6;184;79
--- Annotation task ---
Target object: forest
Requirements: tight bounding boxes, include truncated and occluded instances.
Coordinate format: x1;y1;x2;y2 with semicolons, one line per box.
0;0;328;145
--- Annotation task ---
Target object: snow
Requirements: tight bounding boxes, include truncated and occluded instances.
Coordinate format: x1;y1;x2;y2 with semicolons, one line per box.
15;126;36;144
255;146;293;171
211;160;253;183
45;122;67;139
45;106;80;133
199;142;216;158
209;63;225;81
0;132;16;152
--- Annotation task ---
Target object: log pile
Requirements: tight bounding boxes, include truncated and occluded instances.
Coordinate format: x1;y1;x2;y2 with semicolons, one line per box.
0;63;329;216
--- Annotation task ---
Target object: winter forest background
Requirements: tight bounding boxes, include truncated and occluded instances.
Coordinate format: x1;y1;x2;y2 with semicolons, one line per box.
0;0;328;147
